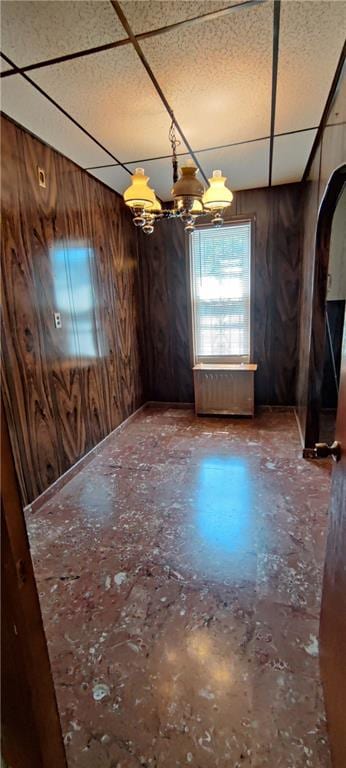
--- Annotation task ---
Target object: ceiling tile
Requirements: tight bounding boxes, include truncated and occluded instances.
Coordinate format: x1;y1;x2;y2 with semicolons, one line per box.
195;140;270;192
117;140;270;200
30;47;187;160
0;55;12;72
327;60;346;126
120;0;243;35
275;0;346;133
272;130;317;185
0;0;125;67
87;165;133;195
1;75;115;168
140;1;273;148
89;155;203;201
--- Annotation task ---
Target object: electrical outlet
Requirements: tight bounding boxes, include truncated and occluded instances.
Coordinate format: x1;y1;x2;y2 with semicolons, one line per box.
54;312;62;329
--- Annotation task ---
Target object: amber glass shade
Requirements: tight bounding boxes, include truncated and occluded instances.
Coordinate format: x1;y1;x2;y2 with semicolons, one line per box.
202;170;233;210
123;168;156;210
172;163;204;210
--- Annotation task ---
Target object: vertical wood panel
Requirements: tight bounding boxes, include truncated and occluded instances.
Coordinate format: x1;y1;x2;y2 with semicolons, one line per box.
1;114;144;504
1;403;67;768
140;183;303;406
83;176;123;434
1;119;61;502
235;188;275;404
271;186;303;405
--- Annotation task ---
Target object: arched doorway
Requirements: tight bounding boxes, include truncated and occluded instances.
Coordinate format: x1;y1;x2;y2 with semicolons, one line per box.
304;163;346;449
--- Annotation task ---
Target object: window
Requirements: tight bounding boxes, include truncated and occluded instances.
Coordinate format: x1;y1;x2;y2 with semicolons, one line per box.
190;221;252;363
51;241;99;360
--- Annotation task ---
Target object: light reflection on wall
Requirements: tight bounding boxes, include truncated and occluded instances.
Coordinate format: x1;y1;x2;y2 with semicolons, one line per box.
51;242;99;359
196;456;251;555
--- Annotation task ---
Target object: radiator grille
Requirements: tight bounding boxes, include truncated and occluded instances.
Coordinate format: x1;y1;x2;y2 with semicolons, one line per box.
193;368;255;415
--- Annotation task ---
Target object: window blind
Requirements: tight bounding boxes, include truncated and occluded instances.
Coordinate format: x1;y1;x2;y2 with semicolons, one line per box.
190;222;251;362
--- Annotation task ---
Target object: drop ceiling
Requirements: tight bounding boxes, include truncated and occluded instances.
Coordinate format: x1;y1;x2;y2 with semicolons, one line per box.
1;0;345;200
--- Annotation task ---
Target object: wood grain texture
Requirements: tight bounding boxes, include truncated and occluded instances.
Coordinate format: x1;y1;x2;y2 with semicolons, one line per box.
296;68;346;446
1;114;144;504
1;402;67;768
139;218;194;403
319;319;346;768
296;147;322;440
139;183;303;406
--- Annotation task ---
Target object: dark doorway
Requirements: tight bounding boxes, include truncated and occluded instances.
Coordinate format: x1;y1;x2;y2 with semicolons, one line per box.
319;184;346;443
305;164;346;448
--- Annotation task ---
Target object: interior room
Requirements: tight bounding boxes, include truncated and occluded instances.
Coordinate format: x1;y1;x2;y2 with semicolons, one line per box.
1;1;345;767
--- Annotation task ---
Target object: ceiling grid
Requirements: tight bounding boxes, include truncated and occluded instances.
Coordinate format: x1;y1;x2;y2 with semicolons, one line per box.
0;0;345;199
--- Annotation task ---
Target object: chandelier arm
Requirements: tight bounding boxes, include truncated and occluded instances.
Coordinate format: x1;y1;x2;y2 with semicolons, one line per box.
147;208;210;220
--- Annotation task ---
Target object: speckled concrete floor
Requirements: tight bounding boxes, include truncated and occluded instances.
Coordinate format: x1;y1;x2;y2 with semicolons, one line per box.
26;406;332;768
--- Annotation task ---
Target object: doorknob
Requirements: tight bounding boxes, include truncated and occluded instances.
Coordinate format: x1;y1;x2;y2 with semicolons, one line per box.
303;441;342;462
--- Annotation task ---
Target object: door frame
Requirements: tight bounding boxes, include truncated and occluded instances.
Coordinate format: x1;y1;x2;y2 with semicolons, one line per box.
304;163;346;448
1;401;67;768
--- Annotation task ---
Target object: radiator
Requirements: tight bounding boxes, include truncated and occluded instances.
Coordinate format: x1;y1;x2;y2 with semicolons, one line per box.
193;364;257;416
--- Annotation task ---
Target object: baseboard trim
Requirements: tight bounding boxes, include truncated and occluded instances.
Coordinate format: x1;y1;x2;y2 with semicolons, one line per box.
147;402;295;412
256;405;296;412
25;402;148;515
145;401;194;409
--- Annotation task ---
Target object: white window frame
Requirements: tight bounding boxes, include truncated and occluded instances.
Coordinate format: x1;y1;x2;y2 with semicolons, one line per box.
189;219;253;365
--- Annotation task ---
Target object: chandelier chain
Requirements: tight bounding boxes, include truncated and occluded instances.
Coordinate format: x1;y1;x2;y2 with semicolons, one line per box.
169;119;181;184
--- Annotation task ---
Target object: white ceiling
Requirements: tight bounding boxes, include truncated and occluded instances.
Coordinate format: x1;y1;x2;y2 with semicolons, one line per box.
0;1;125;65
121;0;244;35
275;0;346;133
272;129;318;186
1;0;345;200
0;54;12;72
141;2;274;148
28;46;188;160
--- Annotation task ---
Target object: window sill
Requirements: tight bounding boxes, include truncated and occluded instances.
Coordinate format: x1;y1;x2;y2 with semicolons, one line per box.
193;363;258;372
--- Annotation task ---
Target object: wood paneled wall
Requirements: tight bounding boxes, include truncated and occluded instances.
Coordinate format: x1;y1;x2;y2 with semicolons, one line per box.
1;115;144;505
296;72;346;445
139;183;303;405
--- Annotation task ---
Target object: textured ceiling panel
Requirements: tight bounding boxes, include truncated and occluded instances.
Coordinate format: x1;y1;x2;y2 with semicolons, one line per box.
141;1;273;148
88;141;269;200
87;154;201;200
1;76;115;168
195;140;270;191
30;47;187;160
120;0;243;35
0;0;125;67
275;0;346;133
327;61;346;125
0;55;12;72
87;164;132;195
272;130;317;185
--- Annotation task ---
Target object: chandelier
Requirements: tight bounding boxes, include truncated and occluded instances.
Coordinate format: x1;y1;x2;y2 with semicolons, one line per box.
122;121;233;235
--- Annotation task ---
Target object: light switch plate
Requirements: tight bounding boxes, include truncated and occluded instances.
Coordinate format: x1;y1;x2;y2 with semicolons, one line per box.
38;167;46;188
